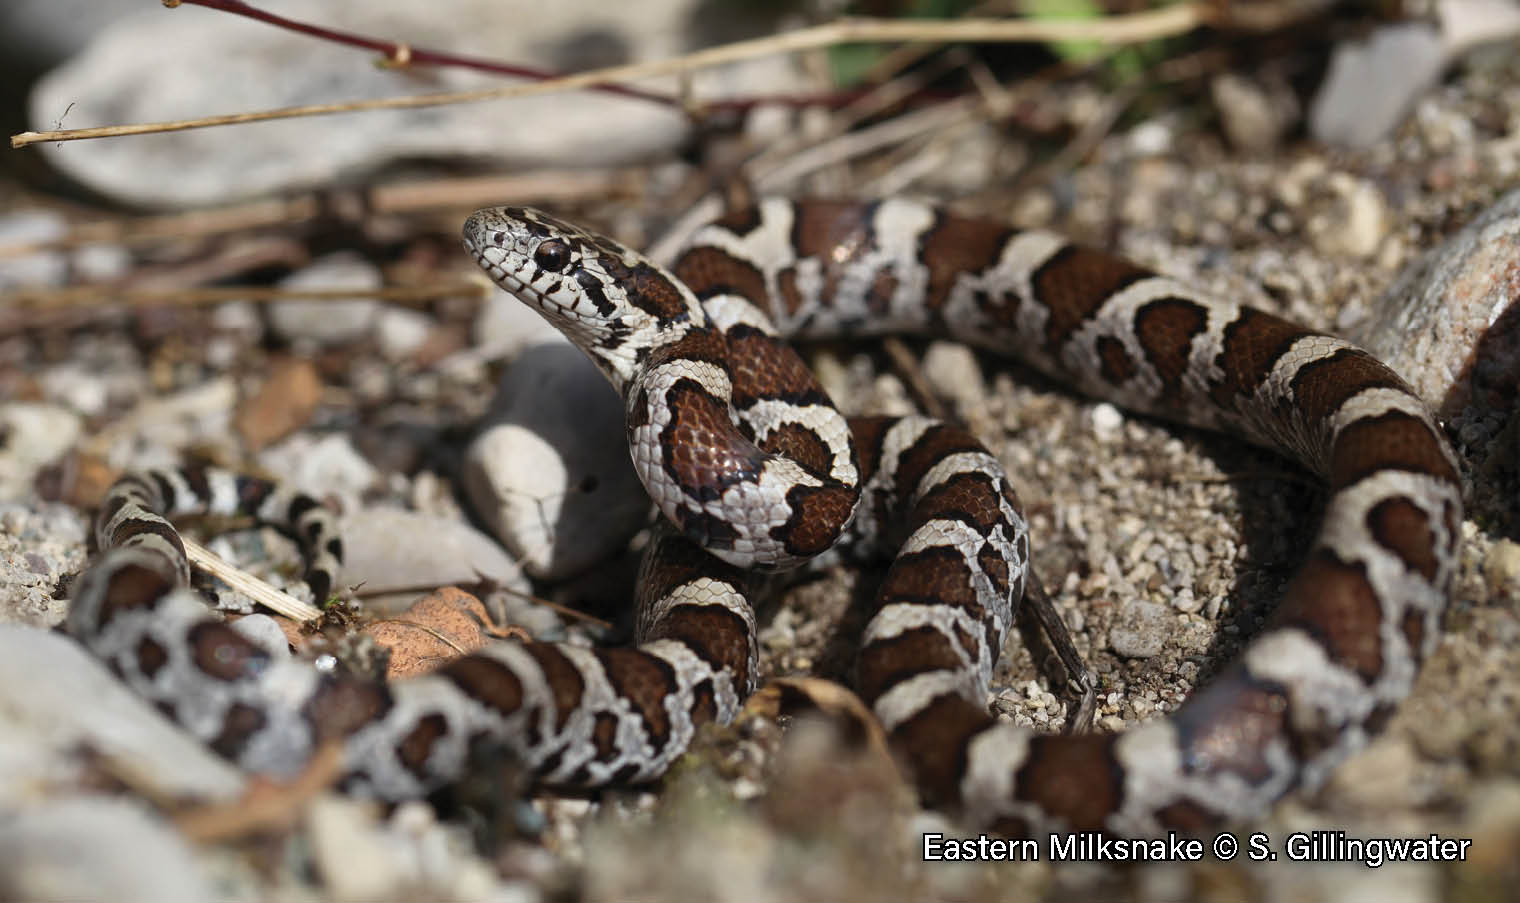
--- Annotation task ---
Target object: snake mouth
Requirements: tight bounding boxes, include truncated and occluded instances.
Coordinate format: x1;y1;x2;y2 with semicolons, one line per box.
462;213;530;289
462;235;528;293
465;239;595;333
462;215;565;313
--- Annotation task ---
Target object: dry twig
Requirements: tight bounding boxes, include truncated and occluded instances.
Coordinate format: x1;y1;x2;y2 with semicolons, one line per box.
182;535;324;621
2;279;490;312
13;7;1210;148
172;742;348;841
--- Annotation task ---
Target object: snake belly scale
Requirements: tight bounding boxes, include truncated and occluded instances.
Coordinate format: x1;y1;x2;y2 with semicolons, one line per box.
67;197;1461;837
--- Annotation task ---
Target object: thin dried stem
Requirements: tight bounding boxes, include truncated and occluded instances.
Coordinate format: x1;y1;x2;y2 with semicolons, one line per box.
3;279;490;312
0;170;640;259
182;535;324;621
172;742;347;841
758;95;984;191
0;198;322;258
13;7;1211;148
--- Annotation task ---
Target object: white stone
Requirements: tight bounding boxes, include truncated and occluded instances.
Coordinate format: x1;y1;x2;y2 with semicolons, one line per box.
37;363;111;418
471;291;569;360
375;308;433;361
1309;23;1446;147
0;209;67;289
1211;73;1290;153
72;242;132;282
462;344;646;579
338;507;530;597
1319;175;1390;259
0;403;82;501
1090;402;1124;442
920;341;985;411
258;433;379;511
308;795;405;903
1485;539;1520;597
1127;120;1173;157
267;252;382;347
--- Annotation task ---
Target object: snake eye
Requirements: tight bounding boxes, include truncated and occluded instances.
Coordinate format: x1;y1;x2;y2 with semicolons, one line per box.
533;239;572;273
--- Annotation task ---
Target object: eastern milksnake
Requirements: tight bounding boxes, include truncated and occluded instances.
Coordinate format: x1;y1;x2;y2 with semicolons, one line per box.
68;198;1462;836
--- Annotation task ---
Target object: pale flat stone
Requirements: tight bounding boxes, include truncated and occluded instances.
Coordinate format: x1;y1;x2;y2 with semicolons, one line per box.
462;344;646;579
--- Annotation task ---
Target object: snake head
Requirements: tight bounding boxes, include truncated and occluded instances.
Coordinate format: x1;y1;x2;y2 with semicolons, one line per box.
464;206;704;390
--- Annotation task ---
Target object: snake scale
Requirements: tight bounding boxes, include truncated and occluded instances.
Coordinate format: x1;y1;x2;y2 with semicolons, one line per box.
68;197;1462;836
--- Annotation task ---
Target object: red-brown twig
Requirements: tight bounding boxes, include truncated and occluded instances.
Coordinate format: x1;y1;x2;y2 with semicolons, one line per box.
166;0;677;107
165;0;923;116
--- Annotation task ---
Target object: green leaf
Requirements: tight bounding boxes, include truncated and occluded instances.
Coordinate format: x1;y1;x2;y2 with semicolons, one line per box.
829;41;891;86
1019;0;1105;63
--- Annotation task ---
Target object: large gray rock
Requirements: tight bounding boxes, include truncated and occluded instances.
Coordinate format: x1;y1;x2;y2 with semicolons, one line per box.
27;0;800;207
1351;187;1520;422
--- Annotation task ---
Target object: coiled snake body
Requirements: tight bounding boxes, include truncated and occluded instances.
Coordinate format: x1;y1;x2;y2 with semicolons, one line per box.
69;198;1462;836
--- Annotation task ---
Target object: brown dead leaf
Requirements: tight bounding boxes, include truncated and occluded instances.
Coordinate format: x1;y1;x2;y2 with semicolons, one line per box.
235;356;323;450
745;676;894;767
364;586;496;678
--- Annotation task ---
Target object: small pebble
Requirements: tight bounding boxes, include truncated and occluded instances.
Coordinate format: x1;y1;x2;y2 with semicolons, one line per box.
268;253;382;347
0;209;67;289
1109;600;1170;659
1090;402;1124;442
